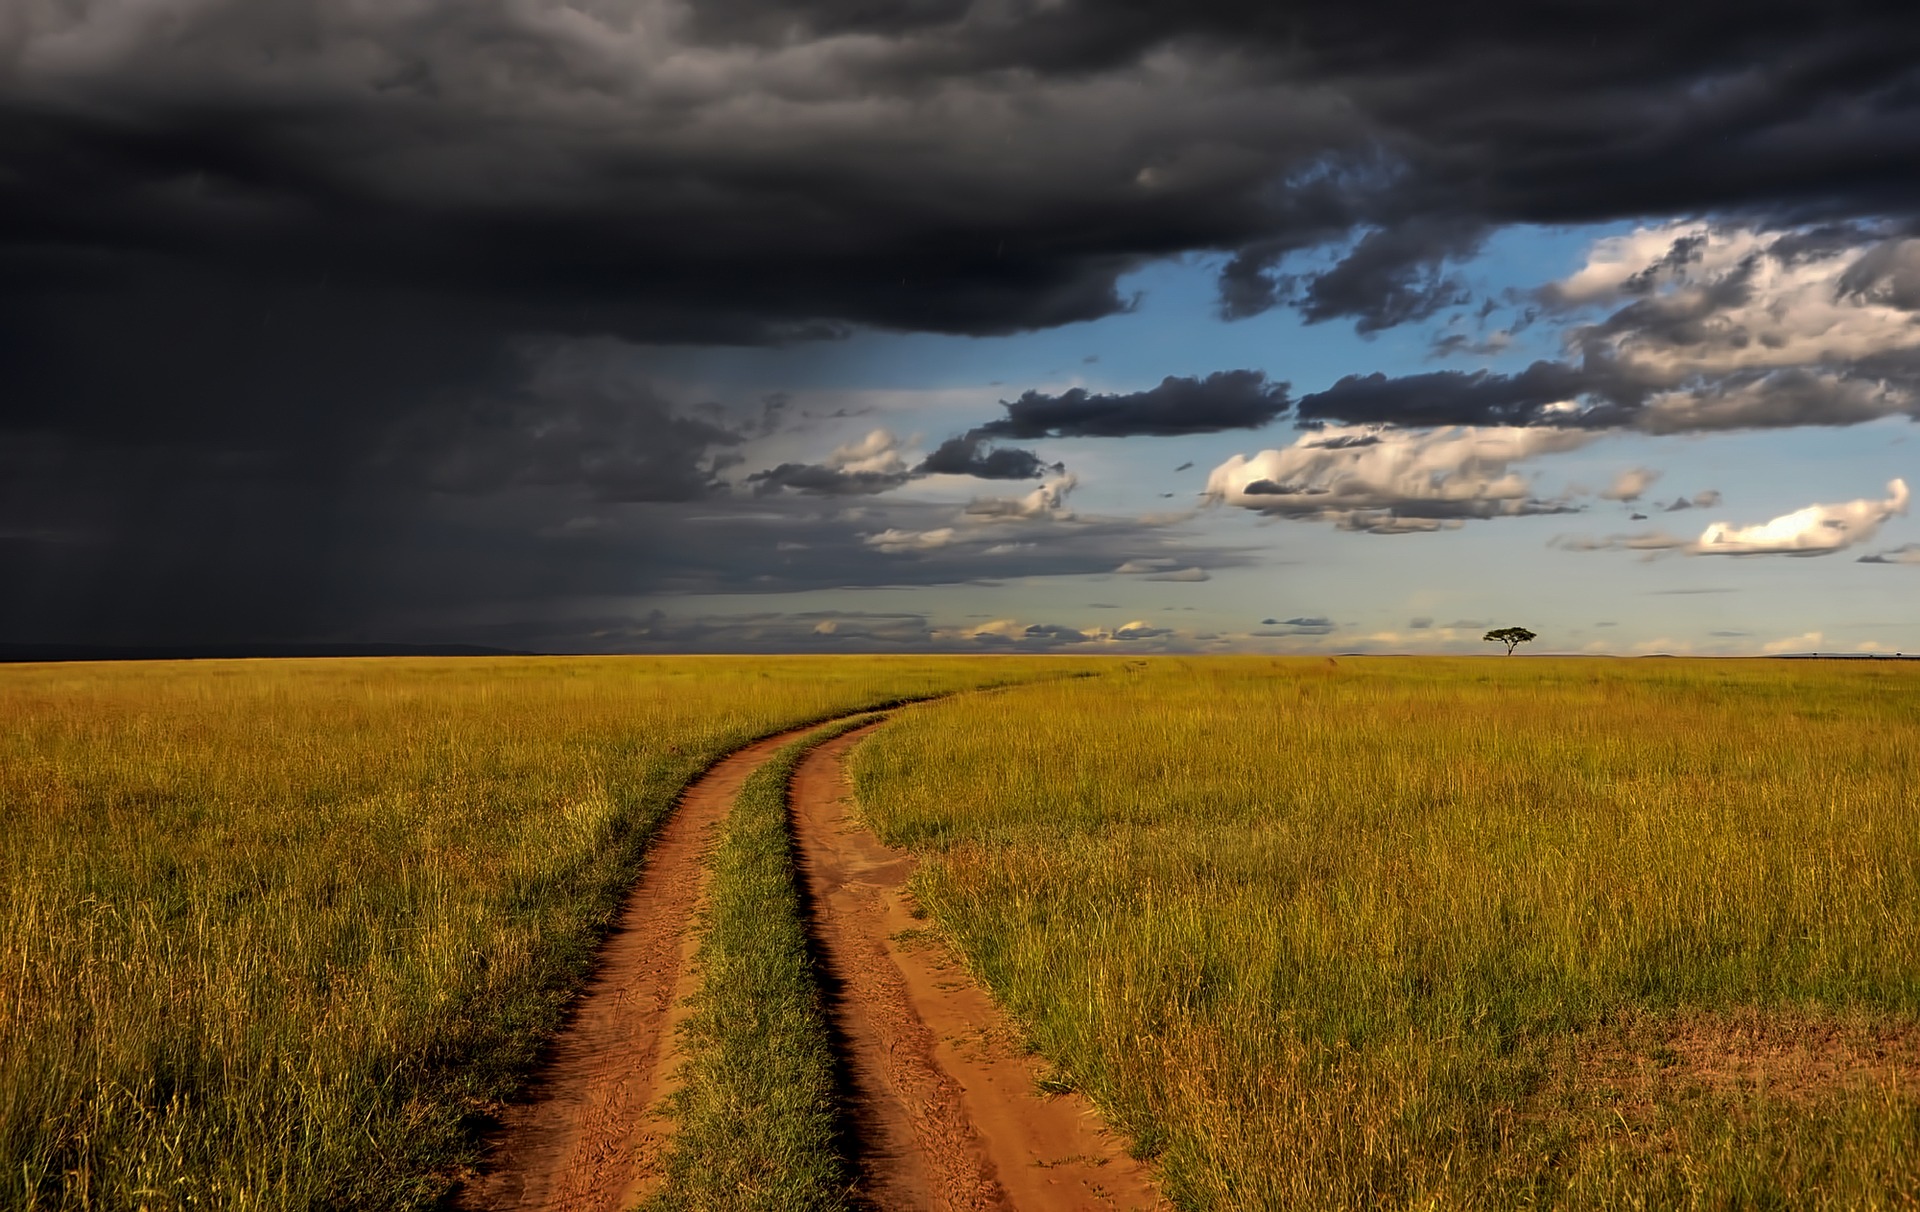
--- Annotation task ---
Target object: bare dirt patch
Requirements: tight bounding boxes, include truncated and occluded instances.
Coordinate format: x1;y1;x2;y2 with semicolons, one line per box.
1567;1007;1920;1115
791;724;1168;1212
458;725;830;1212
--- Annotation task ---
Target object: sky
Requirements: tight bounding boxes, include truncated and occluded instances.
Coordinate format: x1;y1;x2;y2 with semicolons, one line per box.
4;1;1919;655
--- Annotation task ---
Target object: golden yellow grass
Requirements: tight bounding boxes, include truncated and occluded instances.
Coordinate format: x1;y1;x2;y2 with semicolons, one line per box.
852;657;1920;1209
0;655;1056;1210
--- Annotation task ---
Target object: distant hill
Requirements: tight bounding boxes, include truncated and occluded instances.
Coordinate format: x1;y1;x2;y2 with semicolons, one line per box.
0;642;536;663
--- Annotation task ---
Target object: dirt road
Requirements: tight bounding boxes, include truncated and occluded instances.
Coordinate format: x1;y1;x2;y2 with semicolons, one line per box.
462;714;1164;1211
791;725;1167;1212
459;725;822;1212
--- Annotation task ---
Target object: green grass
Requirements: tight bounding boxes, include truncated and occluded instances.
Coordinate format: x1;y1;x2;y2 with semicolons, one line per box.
644;717;875;1212
851;657;1920;1210
0;656;1059;1210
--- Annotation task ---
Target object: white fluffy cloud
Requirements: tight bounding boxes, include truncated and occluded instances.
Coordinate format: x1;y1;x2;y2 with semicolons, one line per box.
863;525;958;553
1546;224;1920;433
1558;478;1910;558
826;428;912;476
1206;425;1590;533
1555;225;1920;377
962;474;1078;520
862;474;1079;552
1694;478;1908;556
1551;225;1707;305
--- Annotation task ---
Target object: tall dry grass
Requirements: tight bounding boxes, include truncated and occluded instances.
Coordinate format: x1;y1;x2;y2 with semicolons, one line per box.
0;656;1047;1210
853;657;1920;1209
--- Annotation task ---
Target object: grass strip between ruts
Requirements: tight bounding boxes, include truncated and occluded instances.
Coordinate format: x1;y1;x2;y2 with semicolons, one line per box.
643;715;878;1212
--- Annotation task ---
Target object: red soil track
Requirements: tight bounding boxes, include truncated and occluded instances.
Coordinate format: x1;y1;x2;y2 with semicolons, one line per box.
458;726;822;1212
460;714;1166;1211
792;725;1167;1212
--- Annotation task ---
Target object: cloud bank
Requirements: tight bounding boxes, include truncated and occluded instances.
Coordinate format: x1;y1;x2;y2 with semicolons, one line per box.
976;371;1292;439
1206;425;1588;533
1295;226;1920;435
7;2;1920;644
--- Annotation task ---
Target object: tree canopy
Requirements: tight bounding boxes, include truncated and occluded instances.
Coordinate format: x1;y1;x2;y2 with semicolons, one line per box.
1484;626;1537;655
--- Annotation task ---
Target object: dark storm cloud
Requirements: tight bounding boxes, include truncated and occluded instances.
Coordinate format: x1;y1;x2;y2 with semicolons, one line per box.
1296;362;1614;428
1;435;391;647
975;371;1291;438
202;486;1245;649
745;463;914;496
592;609;942;654
749;412;1098;497
915;434;1064;480
508;604;1184;654
7;3;1912;361
745;424;1082;497
1011;623;1094;645
394;372;749;503
7;0;1914;381
339;604;1197;654
1297;355;1912;436
9;0;1920;642
1229;220;1486;332
825;368;1291;508
683;0;974;45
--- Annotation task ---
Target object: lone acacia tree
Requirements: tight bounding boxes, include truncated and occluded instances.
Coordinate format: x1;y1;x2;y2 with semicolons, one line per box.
1484;626;1537;655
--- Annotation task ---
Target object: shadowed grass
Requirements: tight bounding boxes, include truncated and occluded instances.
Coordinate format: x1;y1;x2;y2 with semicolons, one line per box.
643;717;878;1212
0;657;1061;1210
852;657;1920;1209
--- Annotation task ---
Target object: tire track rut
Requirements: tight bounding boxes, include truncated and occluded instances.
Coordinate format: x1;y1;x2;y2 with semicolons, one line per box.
461;710;1165;1211
791;724;1168;1212
459;724;827;1212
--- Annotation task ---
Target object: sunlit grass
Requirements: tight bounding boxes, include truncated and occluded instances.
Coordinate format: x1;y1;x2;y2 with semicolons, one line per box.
852;657;1920;1209
0;656;1055;1210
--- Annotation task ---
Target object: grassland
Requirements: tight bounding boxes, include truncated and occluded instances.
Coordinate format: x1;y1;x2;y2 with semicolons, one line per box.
852;657;1920;1209
0;656;1048;1211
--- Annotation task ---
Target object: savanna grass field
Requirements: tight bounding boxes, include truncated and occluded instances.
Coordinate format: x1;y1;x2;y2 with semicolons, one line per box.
5;654;1920;1209
856;658;1920;1208
0;657;1037;1209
